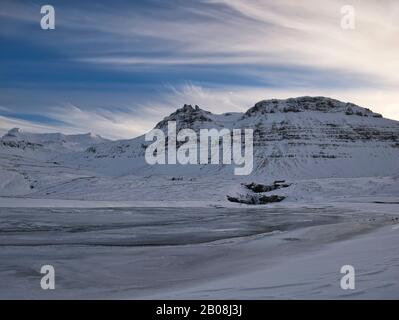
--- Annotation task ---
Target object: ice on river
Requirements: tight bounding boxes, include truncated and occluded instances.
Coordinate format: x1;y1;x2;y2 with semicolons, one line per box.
0;205;398;299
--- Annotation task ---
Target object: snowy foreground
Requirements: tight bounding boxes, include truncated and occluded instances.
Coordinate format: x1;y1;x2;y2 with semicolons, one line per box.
0;201;398;299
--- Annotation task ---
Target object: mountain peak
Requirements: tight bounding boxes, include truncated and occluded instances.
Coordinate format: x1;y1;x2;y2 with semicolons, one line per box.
244;96;382;118
181;104;200;112
172;104;208;115
155;104;213;130
5;128;23;137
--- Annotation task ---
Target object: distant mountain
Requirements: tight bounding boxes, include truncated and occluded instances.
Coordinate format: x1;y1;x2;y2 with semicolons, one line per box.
1;128;109;153
71;96;399;179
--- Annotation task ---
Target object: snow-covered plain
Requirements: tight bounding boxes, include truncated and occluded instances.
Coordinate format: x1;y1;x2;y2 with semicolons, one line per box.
1;97;399;299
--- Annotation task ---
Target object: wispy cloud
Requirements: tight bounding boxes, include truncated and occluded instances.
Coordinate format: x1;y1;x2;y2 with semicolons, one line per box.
0;115;67;137
68;0;399;86
0;0;398;137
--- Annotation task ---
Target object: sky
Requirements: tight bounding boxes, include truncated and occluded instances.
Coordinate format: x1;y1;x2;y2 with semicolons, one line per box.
0;0;399;139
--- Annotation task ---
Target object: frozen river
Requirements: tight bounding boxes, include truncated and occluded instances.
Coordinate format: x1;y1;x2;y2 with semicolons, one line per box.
0;205;398;299
0;207;346;247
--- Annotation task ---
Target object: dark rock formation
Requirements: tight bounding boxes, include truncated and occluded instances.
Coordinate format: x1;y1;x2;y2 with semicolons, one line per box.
227;194;286;205
243;180;291;193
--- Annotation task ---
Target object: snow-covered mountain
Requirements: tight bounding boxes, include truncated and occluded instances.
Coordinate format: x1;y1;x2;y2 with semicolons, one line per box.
69;96;399;179
1;128;108;153
1;96;399;202
0;128;109;196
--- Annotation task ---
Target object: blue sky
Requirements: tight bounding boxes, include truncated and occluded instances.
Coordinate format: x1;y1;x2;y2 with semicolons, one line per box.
1;0;399;139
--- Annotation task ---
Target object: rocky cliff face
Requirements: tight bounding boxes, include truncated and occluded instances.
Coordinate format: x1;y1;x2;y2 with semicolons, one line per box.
155;104;214;131
243;96;382;117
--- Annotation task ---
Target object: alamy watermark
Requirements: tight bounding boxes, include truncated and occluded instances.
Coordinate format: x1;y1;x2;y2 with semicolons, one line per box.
145;121;254;175
341;5;356;30
340;265;355;290
40;5;55;30
40;265;55;290
39;4;356;31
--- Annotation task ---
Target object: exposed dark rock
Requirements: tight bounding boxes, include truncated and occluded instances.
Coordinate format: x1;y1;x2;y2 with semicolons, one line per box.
243;181;291;193
227;194;286;205
258;195;286;204
244;97;380;118
1;140;43;150
86;146;97;153
155;104;213;131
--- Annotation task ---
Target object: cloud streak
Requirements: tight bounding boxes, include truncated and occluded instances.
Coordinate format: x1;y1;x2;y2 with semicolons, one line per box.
66;0;399;86
0;0;398;137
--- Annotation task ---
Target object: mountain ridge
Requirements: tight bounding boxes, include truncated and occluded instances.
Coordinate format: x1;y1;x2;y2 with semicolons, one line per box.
1;96;399;179
62;96;399;179
1;127;109;153
1;96;399;201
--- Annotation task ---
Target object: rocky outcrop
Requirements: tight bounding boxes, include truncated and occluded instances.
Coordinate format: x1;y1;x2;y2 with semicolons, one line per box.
155;104;213;131
227;194;286;205
243;96;382;118
226;180;290;205
243;180;291;193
